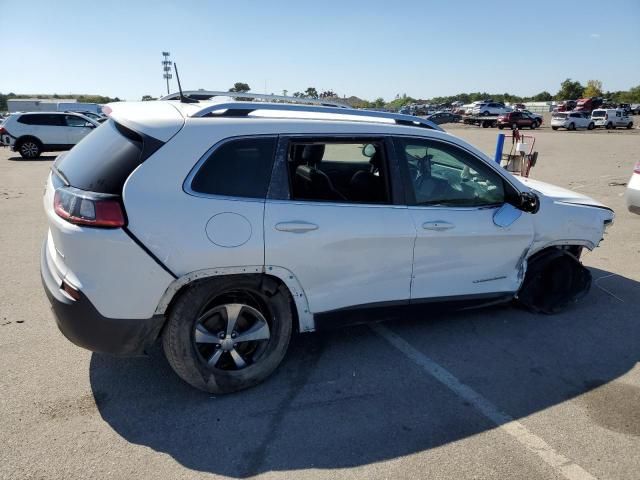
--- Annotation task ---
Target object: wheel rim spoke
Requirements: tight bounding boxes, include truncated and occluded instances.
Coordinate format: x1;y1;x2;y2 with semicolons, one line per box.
194;324;221;344
229;348;247;369
235;319;270;343
224;304;243;336
207;349;223;367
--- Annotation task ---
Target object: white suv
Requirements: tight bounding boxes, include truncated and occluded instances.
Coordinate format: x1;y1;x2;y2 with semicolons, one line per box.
0;111;99;158
40;94;614;393
471;102;511;116
551;111;595;131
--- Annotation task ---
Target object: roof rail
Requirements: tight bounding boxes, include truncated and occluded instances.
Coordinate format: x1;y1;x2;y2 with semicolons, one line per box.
192;102;444;132
160;90;351;108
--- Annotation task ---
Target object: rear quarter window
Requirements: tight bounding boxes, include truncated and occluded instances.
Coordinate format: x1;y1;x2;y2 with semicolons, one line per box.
189;137;277;198
54;119;161;194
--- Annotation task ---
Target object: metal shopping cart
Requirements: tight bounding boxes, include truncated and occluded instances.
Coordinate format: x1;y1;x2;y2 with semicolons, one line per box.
500;129;538;177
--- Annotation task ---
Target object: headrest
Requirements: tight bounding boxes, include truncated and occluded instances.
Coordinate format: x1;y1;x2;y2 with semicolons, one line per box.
301;144;325;165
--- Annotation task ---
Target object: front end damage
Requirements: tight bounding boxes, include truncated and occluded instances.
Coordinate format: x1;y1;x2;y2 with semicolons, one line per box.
513;178;614;313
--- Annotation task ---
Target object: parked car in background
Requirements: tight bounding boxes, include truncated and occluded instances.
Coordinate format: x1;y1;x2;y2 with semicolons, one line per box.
512;103;526;110
631;104;640;115
518;109;544;125
625;161;640;214
574;97;603;113
554;100;577;112
551;111;594;131
618;103;631;114
591;109;633;129
472;102;511;116
425;111;462;124
496;111;539;129
0;112;99;158
40;97;613;393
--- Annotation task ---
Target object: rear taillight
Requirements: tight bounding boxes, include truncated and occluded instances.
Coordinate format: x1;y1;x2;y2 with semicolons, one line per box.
634;162;640;175
54;186;125;228
0;127;6;135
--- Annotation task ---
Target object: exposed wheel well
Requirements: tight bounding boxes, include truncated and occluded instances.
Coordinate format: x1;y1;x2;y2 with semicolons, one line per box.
161;273;300;336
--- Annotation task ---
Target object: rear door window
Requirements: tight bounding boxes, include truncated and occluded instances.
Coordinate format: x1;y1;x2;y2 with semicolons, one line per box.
189;137;277;198
18;114;64;126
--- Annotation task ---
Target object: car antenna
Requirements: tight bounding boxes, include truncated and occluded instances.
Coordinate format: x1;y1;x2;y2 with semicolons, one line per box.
173;63;198;103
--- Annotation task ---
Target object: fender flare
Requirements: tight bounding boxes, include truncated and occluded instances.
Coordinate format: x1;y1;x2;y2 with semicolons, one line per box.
153;265;315;333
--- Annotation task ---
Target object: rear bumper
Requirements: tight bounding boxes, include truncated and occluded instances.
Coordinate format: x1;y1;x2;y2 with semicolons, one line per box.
40;241;165;355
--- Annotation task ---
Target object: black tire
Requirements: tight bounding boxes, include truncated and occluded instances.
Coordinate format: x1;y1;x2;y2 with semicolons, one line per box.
530;121;537;130
482;121;490;128
162;275;293;394
568;123;576;131
482;111;490;116
588;122;595;130
17;138;42;159
552;126;558;130
627;122;633;129
498;125;504;130
606;122;613;130
511;123;518;130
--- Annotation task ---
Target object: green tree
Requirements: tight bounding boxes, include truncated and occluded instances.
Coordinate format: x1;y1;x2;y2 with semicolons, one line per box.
141;95;157;101
532;91;553;101
320;90;337;98
228;82;250;93
583;80;603;98
373;97;386;108
556;78;584;100
304;87;319;99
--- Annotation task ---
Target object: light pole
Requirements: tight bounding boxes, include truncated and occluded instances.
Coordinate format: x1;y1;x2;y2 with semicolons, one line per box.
162;52;172;95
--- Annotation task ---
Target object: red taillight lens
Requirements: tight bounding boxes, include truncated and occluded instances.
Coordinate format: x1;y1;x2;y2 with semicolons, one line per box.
634;162;640;175
0;127;6;135
54;187;125;228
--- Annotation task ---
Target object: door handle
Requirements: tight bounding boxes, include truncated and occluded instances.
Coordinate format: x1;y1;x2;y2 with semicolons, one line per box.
422;221;455;231
275;221;319;233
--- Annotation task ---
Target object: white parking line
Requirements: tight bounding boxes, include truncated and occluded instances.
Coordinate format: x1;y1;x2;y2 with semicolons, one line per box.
371;323;598;480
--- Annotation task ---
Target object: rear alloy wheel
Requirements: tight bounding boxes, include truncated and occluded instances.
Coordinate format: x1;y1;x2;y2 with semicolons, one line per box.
606;122;613;129
530;121;537;130
482;111;490;116
588;122;595;130
163;276;293;393
18;140;41;159
568;123;576;131
512;123;518;130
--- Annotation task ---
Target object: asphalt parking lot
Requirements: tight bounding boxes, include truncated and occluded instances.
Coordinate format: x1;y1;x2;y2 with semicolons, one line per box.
1;125;639;480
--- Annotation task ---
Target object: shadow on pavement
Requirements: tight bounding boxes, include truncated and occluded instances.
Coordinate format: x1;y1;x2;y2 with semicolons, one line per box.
90;268;640;477
7;155;58;161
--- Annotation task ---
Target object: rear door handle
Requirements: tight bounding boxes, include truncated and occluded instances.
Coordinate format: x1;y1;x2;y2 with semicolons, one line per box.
275;221;319;233
422;221;455;231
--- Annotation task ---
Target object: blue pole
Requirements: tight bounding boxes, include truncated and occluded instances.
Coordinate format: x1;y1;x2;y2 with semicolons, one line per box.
494;133;505;164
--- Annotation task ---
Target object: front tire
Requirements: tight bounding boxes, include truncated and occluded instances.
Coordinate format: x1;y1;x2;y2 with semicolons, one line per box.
606;122;613;129
627;122;633;129
588;122;595;130
568;123;576;131
530;121;537;130
162;276;293;394
18;139;42;159
552;126;558;130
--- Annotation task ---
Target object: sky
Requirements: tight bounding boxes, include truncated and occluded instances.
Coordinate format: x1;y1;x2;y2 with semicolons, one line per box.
1;0;639;101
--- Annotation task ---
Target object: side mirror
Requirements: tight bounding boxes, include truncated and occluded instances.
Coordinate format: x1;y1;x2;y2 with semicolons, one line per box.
518;191;540;214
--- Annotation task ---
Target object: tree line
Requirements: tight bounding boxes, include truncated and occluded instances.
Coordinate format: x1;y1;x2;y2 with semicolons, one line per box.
3;79;640;112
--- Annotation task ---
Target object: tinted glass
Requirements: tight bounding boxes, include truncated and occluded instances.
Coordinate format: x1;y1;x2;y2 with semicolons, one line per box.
54;119;143;194
18;114;64;126
65;115;93;127
191;137;276;198
395;137;505;207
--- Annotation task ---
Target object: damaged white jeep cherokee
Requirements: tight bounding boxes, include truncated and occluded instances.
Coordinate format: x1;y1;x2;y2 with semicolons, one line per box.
41;94;614;393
